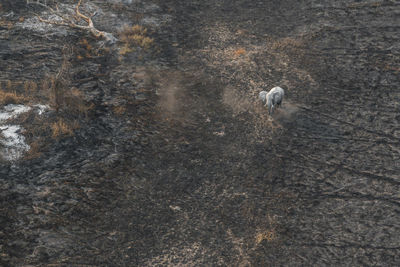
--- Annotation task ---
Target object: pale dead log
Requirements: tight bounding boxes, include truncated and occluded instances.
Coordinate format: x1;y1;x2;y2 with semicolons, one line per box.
28;0;116;43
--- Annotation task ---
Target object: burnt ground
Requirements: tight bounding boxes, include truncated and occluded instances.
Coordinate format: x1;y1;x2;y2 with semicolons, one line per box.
1;0;400;266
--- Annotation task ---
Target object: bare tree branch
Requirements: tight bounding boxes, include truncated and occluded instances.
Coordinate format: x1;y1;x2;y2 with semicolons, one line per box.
27;0;116;43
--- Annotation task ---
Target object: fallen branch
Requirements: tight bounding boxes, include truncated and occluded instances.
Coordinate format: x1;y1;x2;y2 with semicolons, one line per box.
28;0;116;43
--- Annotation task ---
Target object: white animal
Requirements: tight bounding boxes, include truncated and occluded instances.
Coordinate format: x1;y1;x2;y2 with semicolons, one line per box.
259;87;284;115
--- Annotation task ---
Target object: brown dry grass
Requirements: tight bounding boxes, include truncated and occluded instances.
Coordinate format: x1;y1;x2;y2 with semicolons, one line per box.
24;140;42;160
119;44;134;56
24;80;38;95
113;105;126;115
1;76;93;114
0;19;13;30
51;119;78;139
270;37;304;51
0;44;99;161
118;25;154;55
233;48;246;57
0;90;28;105
255;229;276;244
76;38;109;59
2;78;46;105
77;38;94;59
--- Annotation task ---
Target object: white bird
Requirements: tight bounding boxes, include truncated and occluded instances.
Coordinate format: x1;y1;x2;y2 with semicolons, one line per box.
259;87;284;115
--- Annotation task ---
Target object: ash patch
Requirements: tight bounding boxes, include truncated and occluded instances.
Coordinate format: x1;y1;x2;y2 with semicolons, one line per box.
0;125;30;161
0;104;49;161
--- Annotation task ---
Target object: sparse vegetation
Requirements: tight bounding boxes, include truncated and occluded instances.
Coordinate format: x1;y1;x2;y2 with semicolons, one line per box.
2;0;399;266
0;19;13;30
113;105;126;115
77;38;93;59
24;80;38;95
51;119;78;138
0;43;95;162
255;229;276;244
24;140;42;160
233;48;246;57
28;0;115;42
270;37;304;51
75;38;109;59
0;90;28;105
118;25;154;55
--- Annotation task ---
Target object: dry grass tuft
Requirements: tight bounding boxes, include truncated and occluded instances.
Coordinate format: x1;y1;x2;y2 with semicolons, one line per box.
233;48;246;57
235;29;247;35
0;90;28;105
51;119;78;138
118;24;154;55
113;105;126;115
76;38;109;59
24;80;38;95
76;38;95;59
0;19;13;30
255;229;276;244
270;37;304;51
119;44;134;56
79;38;92;51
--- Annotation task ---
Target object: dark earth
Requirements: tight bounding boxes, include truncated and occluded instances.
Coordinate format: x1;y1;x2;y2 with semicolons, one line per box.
1;0;399;266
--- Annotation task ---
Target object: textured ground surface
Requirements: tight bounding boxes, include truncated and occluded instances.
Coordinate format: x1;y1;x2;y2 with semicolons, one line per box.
1;0;399;266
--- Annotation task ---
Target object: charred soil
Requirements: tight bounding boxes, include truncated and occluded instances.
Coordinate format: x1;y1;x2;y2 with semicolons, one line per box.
0;0;399;266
